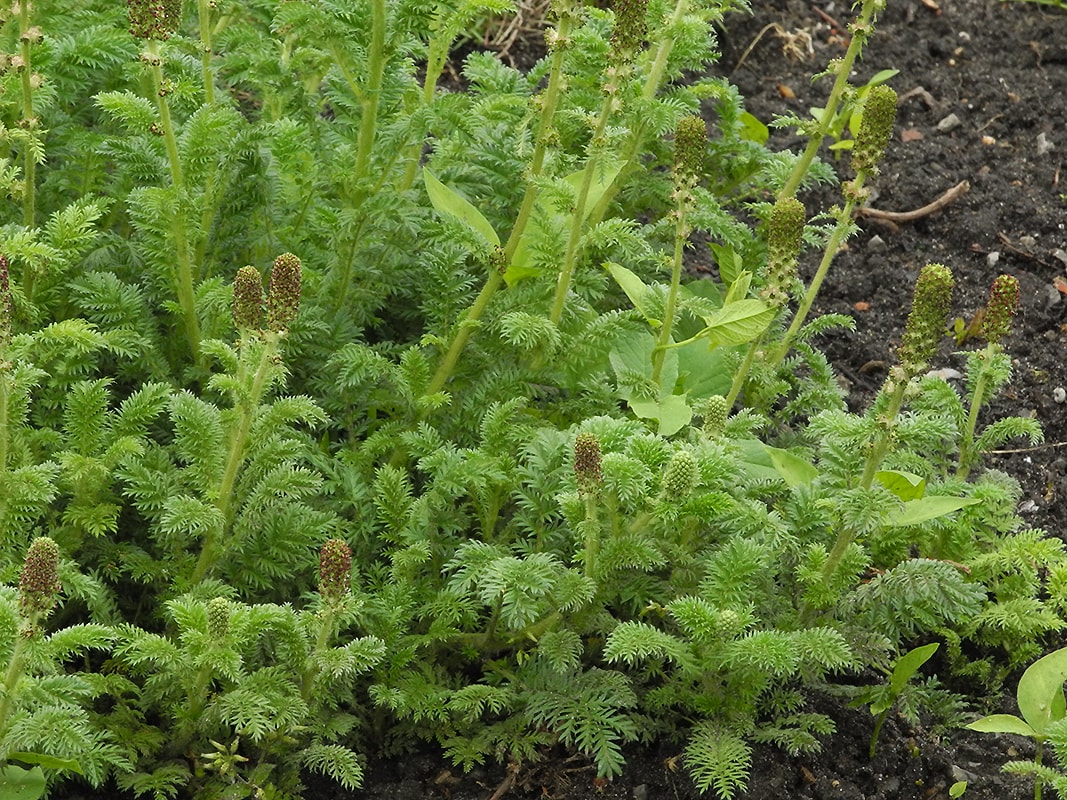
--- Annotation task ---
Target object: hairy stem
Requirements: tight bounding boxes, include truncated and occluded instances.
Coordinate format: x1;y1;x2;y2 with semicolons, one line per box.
147;40;201;362
18;0;37;231
767;174;866;371
651;206;688;386
192;338;276;582
549;92;614;325
198;0;216;105
354;0;387;185
582;494;600;580
422;11;574;398
956;345;996;481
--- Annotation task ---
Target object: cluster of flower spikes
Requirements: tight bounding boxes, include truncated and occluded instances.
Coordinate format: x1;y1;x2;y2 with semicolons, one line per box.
852;84;898;176
574;432;603;499
981;273;1021;345
231;253;302;334
19;537;62;621
898;263;954;380
318;538;352;603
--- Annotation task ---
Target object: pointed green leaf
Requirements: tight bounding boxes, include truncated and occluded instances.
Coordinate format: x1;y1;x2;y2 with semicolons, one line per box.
889;643;939;696
886;496;981;527
739;112;769;145
700;299;775;350
563;162;622;223
607;263;655;320
424;169;500;246
0;764;47;800
965;714;1036;738
761;445;818;488
676;339;732;399
722;271;752;304
876;470;926;502
709;244;742;287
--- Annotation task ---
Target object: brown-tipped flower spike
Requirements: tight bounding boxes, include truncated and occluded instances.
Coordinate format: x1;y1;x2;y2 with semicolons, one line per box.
898;263;954;378
672;116;707;192
609;0;649;63
232;266;264;332
762;196;806;307
574;432;603;499
319;538;352;603
981;274;1020;345
19;537;62;620
127;0;168;39
161;0;183;33
0;254;11;351
207;597;230;640
851;85;898;175
266;253;301;332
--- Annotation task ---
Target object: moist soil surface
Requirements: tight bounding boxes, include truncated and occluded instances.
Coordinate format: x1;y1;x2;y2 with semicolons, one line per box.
339;2;1067;799
59;2;1067;799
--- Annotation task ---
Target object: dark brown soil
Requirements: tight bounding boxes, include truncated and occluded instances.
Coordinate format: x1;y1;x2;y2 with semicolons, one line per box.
339;2;1067;800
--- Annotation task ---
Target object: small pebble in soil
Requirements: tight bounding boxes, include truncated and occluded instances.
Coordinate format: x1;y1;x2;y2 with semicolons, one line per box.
1053;248;1067;267
633;783;648;800
1037;131;1055;156
1054;387;1066;404
1044;284;1063;307
868;235;885;251
937;113;962;132
986;250;1000;267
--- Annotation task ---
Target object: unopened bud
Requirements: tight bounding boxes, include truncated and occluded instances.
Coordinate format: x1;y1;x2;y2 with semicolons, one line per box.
574;433;603;498
266;253;301;332
702;395;729;438
898;263;954;377
232;266;264;332
319;538;352;602
851;85;897;175
981;273;1020;345
662;450;697;501
18;537;61;620
207;597;230;640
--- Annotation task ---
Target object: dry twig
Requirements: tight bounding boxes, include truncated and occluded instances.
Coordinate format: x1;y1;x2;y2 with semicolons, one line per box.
857;180;970;224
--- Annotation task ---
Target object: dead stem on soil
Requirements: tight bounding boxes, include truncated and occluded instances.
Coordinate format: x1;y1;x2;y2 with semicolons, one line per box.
857;180;970;225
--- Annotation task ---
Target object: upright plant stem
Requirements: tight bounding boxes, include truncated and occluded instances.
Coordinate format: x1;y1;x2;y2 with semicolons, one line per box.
548;93;613;325
197;0;216;105
147;40;201;362
767;174;866;371
18;0;36;230
956;348;995;481
191;339;275;582
651;207;688;386
0;375;8;475
422;12;574;398
777;0;882;201
354;0;387;185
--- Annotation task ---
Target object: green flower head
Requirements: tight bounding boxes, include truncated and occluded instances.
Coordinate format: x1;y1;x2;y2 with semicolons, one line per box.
19;537;62;620
232;266;264;332
981;273;1020;345
762;196;806;306
574;432;603;498
672;116;707;191
852;85;898;175
662;449;698;501
702;395;729;438
161;0;183;33
207;597;230;640
267;253;301;332
898;263;954;377
319;538;352;602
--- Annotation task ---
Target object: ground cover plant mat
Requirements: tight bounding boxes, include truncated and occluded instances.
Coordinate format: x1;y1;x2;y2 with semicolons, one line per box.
0;0;1064;798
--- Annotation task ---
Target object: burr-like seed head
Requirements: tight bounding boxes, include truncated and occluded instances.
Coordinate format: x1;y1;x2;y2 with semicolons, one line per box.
232;266;264;332
574;432;603;498
267;253;301;332
319;538;352;602
19;537;62;619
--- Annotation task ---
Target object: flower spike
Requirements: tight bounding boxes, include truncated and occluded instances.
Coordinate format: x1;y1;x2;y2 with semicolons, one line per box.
232;266;264;332
981;274;1020;345
267;253;302;332
898;263;954;378
852;85;898;175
